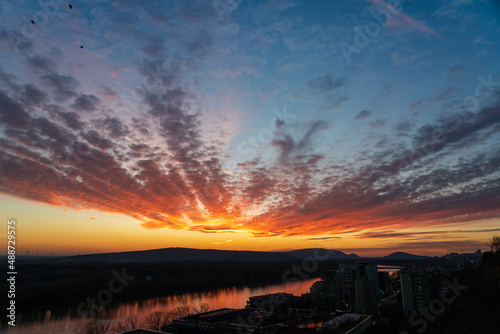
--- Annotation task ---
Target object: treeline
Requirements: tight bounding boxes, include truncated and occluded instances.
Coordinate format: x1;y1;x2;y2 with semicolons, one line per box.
0;260;323;318
70;305;209;334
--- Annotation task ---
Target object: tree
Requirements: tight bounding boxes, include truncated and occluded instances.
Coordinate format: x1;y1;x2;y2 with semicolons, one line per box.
143;304;211;331
78;321;110;334
168;304;210;319
169;306;191;319
112;316;137;333
143;311;169;331
490;235;500;252
192;303;210;313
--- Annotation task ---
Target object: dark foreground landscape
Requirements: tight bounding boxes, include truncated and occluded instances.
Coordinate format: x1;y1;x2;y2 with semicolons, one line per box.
1;247;500;333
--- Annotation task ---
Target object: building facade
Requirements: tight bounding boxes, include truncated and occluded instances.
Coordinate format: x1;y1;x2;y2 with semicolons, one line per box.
400;271;431;316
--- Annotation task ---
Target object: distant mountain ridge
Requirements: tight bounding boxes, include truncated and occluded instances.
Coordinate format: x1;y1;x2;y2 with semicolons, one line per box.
286;248;360;260
67;247;428;262
381;251;430;260
68;248;295;263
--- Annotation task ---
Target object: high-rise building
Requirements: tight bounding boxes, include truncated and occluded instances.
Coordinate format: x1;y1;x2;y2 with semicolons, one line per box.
337;263;379;315
400;271;431;316
400;272;415;316
412;274;431;309
355;278;377;315
311;270;339;296
337;266;357;311
311;264;379;315
356;263;380;296
310;271;340;312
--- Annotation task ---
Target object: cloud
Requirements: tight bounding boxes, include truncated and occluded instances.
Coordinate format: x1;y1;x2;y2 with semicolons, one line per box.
288;92;315;103
371;0;440;37
98;86;118;99
410;86;460;108
140;34;166;57
353;110;372;120
355;227;500;239
0;1;498;252
308;75;344;94
71;94;101;112
48;106;83;130
443;64;463;76
95;117;130;138
259;85;287;102
20;84;48;107
272;120;328;162
433;0;473;18
411;100;500;153
305;236;342;241
0;89;31;129
238;97;500;237
0;27;34;53
25;55;56;73
393;119;414;132
42;73;79;102
390;49;422;67
324;95;349;111
473;35;494;46
368;119;386;128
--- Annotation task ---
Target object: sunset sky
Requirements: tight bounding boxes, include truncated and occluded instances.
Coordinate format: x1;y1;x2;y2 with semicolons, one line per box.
1;0;499;256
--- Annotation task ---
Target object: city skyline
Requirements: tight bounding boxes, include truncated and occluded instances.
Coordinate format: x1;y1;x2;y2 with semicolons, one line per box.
1;0;500;256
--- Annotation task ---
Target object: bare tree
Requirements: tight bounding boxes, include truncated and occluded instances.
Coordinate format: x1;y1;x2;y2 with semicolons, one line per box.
143;304;211;331
490;235;500;252
79;321;110;334
170;306;191;318
192;303;210;313
112;316;137;333
143;311;169;331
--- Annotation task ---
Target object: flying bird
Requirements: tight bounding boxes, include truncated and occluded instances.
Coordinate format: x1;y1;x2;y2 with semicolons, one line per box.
31;20;35;24
69;4;72;9
80;46;84;49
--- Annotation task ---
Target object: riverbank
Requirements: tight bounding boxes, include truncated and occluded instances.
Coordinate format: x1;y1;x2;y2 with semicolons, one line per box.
0;260;325;326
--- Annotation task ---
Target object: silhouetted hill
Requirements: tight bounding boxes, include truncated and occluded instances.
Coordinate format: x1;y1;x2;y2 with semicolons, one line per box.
286;248;360;260
67;247;297;262
67;247;429;263
382;251;429;260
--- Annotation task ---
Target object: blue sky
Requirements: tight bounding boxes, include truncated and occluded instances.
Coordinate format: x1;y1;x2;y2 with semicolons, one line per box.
0;0;499;255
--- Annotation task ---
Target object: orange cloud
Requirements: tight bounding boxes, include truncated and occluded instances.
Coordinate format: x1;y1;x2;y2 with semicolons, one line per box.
370;0;441;37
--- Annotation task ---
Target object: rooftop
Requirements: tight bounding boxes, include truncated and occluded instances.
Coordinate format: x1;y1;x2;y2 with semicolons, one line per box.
119;329;171;334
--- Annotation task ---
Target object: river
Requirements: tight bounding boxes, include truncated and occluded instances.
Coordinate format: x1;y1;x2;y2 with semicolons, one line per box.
2;277;320;334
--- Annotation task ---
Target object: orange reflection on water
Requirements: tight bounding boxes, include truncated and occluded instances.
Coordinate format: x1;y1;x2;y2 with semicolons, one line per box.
3;278;320;334
113;277;321;325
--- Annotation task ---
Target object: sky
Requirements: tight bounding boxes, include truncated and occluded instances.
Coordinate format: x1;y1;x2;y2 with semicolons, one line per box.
0;0;499;256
